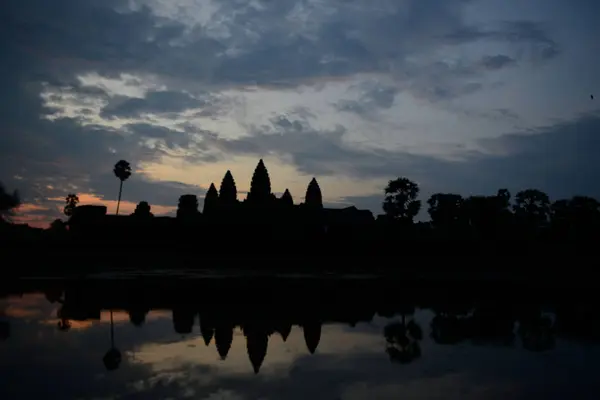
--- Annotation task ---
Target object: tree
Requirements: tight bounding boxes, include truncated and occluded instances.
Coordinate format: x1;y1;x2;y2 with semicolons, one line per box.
552;196;600;237
427;193;463;228
280;189;294;206
247;159;272;204
513;189;551;228
219;170;238;205
382;178;421;222
463;190;513;237
113;160;132;216
49;219;67;233
0;182;20;222
177;194;199;219
132;201;153;217
305;178;322;208
203;183;219;215
496;189;511;212
567;196;600;223
64;194;79;217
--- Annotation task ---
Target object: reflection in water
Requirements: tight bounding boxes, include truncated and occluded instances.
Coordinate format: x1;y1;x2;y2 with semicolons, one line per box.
103;310;122;371
384;319;422;364
215;324;234;360
0;301;8;341
0;280;599;399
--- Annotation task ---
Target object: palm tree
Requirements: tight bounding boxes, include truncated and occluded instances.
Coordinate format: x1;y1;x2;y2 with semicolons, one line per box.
113;160;132;216
0;182;20;222
64;194;79;217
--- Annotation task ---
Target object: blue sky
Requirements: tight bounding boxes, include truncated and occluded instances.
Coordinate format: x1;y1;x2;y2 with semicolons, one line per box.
2;0;599;225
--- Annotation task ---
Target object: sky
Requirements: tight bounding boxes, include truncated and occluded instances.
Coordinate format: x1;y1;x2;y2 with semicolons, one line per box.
2;0;600;227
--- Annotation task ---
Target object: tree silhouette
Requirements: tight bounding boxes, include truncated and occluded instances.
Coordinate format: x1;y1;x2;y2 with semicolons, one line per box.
0;182;20;222
49;219;67;233
247;159;272;204
496;189;511;211
382;178;421;222
280;189;294;206
177;194;199;219
113;160;132;216
132;201;153;217
305;178;323;208
203;183;219;215
219;170;238;206
553;196;600;238
463;190;512;237
513;189;551;229
427;193;464;228
64;194;79;217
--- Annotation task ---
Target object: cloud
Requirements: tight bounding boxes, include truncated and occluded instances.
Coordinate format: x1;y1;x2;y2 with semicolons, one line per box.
480;55;517;70
2;0;595;227
100;90;212;119
191;111;600;208
335;81;398;119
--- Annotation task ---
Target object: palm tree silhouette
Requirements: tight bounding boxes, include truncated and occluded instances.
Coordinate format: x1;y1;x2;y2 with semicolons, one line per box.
103;310;122;371
64;194;79;217
113;160;132;215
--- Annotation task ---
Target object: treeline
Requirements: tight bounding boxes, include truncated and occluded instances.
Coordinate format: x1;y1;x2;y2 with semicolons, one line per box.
381;178;600;242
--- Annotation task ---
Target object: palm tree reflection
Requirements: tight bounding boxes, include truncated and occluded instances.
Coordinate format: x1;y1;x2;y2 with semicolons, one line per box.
103;310;122;371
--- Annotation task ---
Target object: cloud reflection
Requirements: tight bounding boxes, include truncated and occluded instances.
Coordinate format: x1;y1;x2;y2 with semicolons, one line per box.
1;294;600;400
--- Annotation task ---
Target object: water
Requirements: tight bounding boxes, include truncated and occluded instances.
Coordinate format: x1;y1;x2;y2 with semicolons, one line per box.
1;280;599;400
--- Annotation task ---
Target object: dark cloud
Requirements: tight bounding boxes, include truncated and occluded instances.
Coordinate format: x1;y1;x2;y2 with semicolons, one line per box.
443;20;561;62
480;55;517;70
0;0;582;225
193;111;600;211
100;91;209;119
3;0;561;87
124;123;192;150
335;82;398;118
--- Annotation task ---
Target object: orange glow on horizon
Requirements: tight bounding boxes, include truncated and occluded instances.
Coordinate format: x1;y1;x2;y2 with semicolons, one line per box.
12;191;178;228
47;193;177;217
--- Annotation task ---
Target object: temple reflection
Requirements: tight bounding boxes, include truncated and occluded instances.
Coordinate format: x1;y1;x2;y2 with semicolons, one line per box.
1;278;599;375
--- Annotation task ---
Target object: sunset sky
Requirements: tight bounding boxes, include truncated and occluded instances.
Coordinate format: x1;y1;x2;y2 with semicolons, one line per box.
2;0;599;227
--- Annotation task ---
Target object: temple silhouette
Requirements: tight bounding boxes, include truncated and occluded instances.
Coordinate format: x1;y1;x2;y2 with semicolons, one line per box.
66;159;376;259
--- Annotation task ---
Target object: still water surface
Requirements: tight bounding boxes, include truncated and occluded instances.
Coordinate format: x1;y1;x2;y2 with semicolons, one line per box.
1;286;599;399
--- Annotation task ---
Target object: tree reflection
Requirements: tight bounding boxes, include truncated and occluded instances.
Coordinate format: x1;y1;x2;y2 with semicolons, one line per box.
128;308;148;327
56;305;71;332
384;318;423;364
0;321;9;341
518;306;555;352
103;310;121;371
430;302;472;345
